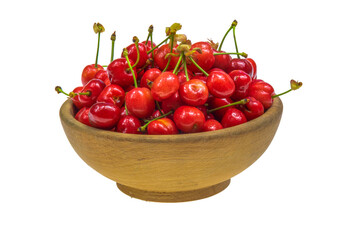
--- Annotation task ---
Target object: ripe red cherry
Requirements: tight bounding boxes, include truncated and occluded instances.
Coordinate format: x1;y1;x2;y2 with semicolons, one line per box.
221;108;247;128
142;40;157;58
246;58;257;79
248;80;275;109
177;70;194;85
139;68;162;89
213;50;232;71
161;91;183;113
226;58;253;77
151;72;180;101
125;88;155;118
238;96;264;120
94;69;111;86
107;58;136;87
173;106;205;133
179;79;209;106
206;71;235;98
71;86;84;109
96;84;125;108
208;97;234;120
203;119;223;132
116;115;141;134
81;64;104;86
153;44;179;70
188;42;215;73
228;70;252;101
88;102;121;129
147;118;179;135
122;42;148;68
75;107;91;126
78;79;106;108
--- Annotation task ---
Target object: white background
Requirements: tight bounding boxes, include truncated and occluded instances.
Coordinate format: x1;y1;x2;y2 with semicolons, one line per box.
1;0;359;239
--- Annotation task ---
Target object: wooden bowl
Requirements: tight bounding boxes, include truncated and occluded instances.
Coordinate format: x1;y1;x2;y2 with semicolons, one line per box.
60;98;283;202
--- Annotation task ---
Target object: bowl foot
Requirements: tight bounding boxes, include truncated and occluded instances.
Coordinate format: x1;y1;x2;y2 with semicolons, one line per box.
116;179;231;203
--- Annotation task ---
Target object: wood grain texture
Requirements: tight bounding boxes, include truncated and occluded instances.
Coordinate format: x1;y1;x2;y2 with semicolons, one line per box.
59;98;283;202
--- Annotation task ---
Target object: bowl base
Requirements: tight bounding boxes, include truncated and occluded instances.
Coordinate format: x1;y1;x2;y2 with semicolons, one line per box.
116;179;231;203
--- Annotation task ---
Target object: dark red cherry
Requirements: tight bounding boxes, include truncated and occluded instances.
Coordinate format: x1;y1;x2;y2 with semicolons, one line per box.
94;69;111;86
78;79;106;108
179;79;209;106
107;58;137;88
96;84;125;108
151;72;180;101
221;108;247;128
226;58;253;77
213;50;232;71
248;80;275;109
206;71;235;98
75;107;91;126
228;70;252;101
238;97;264;120
203;119;223;132
122;42;148;68
71;86;84;109
161;91;183;113
173;106;205;133
81;64;104;86
147;118;179;135
116;115;141;134
187;42;215;73
208;97;234;120
246;58;257;79
88;102;121;129
125;88;155;118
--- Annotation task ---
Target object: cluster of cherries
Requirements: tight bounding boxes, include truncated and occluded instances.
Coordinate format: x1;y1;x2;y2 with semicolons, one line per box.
56;21;302;135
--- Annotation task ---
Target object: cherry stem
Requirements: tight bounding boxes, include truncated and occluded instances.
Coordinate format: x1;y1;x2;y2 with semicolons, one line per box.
145;25;153;45
162;34;175;72
213;52;248;58
272;80;303;98
111;31;116;62
147;35;171;54
218;26;232;51
271;89;292;99
155;101;164;115
172;54;183;74
232;26;240;59
130;36;140;69
123;49;138;88
188;56;209;77
182;53;190;81
55;86;91;98
95;32;101;68
55;86;69;96
125;103;129;116
138;111;173;132
208;98;249;113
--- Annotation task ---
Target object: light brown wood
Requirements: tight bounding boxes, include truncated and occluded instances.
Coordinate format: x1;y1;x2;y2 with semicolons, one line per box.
59;98;283;202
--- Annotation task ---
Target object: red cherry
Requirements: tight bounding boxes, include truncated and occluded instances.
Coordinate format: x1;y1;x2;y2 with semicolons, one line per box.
203;119;223;132
107;58;137;88
147;118;178;135
78;79;106;108
226;58;253;77
161;91;183;113
71;86;84;109
125;88;155;118
246;58;257;79
248;81;275;109
154;44;179;70
173;106;205;133
116;115;141;134
238;97;264;120
94;69;111;86
228;70;252;101
206;71;235;98
122;42;148;68
96;84;125;108
142;40;157;58
81;64;104;86
208;97;234;120
213;50;232;71
221;108;247;128
88;102;121;129
209;68;226;73
177;70;194;85
187;42;215;73
139;68;161;89
75;107;91;126
179;79;209;106
151;72;180;101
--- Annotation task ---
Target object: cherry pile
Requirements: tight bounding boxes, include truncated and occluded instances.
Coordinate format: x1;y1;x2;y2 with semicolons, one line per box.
56;21;302;135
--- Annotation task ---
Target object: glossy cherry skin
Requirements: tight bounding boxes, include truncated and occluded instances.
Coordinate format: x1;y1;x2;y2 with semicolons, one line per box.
154;44;179;70
151;72;180;101
173;106;205;133
206;71;235;98
71;86;84;109
125;88;155;119
78;79;106;108
188;42;215;73
208;97;234;120
161;91;183;113
116;115;141;134
139;68;162;89
177;70;194;85
107;58;137;88
221;108;247;128
94;69;111;86
88;102;121;129
179;79;209;106
238;96;264;120
229;70;252;101
122;42;149;68
226;58;253;77
213;50;232;71
147;118;178;135
246;58;257;79
248;80;275;109
203;119;223;132
96;84;125;108
81;64;104;86
75;107;91;126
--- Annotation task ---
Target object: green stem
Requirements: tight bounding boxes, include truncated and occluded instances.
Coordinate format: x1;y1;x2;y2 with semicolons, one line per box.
150;33;155;67
55;86;69;96
131;40;140;68
124;53;138;88
189;56;209;77
95;32;101;68
218;26;232;51
272;89;292;99
138;111;173;132
172;54;183;74
147;35;171;54
162;34;175;72
182;53;190;81
213;52;247;58
232;26;240;59
155;101;164;115
111;40;115;62
208;98;248;113
125;103;129;115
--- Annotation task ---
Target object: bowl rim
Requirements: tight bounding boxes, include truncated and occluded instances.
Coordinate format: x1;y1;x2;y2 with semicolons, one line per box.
60;97;283;143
